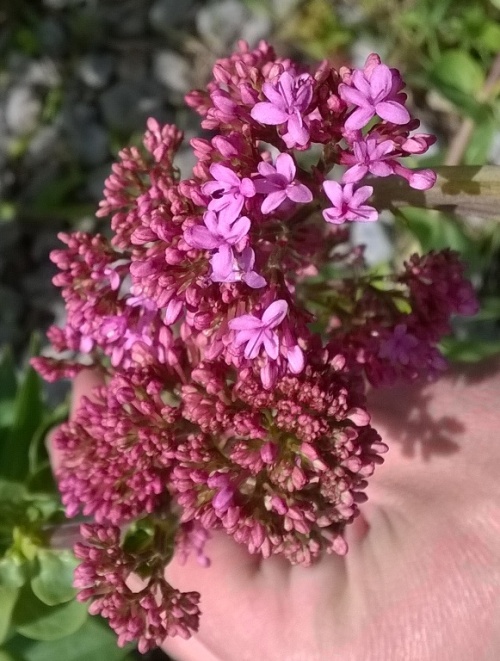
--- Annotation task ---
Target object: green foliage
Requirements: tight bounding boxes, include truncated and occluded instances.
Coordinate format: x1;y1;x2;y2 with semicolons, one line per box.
4;618;134;661
277;0;353;59
0;341;94;652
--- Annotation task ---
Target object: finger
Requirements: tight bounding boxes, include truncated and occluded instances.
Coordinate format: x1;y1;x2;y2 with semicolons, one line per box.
46;369;105;472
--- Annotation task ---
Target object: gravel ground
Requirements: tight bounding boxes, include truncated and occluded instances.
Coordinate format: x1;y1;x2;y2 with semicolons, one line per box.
0;0;279;360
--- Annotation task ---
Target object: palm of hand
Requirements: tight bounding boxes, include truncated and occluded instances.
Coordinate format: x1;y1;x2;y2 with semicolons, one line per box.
163;362;500;661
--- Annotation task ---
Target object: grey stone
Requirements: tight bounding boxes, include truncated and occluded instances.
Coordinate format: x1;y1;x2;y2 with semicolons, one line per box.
174;145;197;179
42;0;76;8
77;53;115;89
99;81;170;133
37;17;68;57
149;0;196;33
0;222;22;256
86;164;112;202
25;125;65;166
153;50;192;94
101;0;148;37
0;285;23;344
196;0;271;50
69;121;109;167
350;217;393;266
5;86;42;135
24;58;61;88
116;50;149;83
30;228;65;263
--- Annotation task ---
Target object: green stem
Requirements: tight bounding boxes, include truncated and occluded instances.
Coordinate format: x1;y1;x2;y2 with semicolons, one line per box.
371;165;500;221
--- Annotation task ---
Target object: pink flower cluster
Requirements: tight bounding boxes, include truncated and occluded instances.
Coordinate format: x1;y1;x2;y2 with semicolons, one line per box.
34;41;477;649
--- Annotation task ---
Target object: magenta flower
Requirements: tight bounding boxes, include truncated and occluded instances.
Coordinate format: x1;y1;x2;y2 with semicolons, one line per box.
185;212;265;288
229;299;288;360
210;246;266;289
184;210;250;252
339;63;410;131
322;181;378;224
341;137;395;183
251;71;314;148
378;324;419;366
254;153;313;214
202;164;256;224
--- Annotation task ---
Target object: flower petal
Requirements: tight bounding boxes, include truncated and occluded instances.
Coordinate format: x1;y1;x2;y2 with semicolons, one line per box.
375;100;410;125
262;331;280;360
369;64;393;102
275;153;296;182
240;177;256;198
286;182;313;204
262;299;288;327
341;164;368;184
209;163;240;185
251;102;288;125
261;190;287;214
285;113;309;146
287;345;305;374
210;245;235;280
244;330;265;359
243;270;266;289
184;225;220;250
345;106;375;131
322;180;343;206
225;216;251;244
229;314;263;331
338;83;371;108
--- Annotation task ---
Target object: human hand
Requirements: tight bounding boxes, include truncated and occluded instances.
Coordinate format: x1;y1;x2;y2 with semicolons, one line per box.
51;363;500;661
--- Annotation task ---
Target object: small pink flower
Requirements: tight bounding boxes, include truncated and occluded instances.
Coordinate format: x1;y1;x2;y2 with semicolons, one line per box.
184;210;250;252
255;153;313;213
202;164;256;224
341;137;395;183
339;61;410;131
210;246;266;289
378;324;419;366
251;71;314;148
229;299;288;360
322;181;378;224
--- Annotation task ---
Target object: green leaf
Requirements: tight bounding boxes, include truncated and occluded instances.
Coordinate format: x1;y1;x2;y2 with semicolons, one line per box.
31;551;78;606
0;587;19;644
0;347;17;431
478;21;500;52
440;338;500;362
25;466;57;496
5;618;133;661
0;558;28;589
465;296;500;322
12;586;87;641
0;342;44;482
398;207;473;255
0;651;23;661
0;347;17;404
464;118;496;165
429;50;485;96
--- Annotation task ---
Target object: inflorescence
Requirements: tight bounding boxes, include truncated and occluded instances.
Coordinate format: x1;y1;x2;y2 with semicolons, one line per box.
34;41;478;652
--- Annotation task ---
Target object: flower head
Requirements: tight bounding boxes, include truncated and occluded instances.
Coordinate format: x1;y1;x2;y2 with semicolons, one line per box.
255;153;313;213
322;181;378;224
339;61;410;131
251;71;314;147
202;164;256;224
229;299;288;360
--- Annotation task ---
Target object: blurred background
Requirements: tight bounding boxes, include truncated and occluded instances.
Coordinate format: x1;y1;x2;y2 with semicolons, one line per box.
1;0;500;659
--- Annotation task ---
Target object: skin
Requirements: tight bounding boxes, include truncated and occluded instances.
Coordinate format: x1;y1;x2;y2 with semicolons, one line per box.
54;362;500;661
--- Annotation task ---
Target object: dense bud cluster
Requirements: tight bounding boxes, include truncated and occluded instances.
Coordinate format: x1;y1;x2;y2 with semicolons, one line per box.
34;41;477;649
